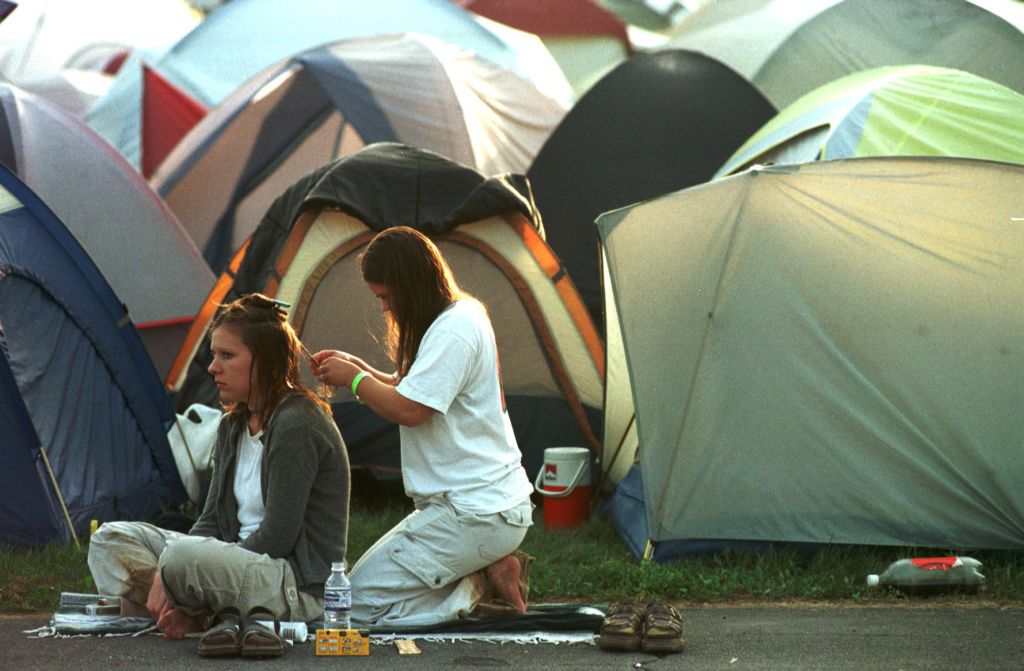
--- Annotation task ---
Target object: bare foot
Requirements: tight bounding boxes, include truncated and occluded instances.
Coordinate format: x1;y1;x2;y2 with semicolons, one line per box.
156;607;204;639
486;555;526;614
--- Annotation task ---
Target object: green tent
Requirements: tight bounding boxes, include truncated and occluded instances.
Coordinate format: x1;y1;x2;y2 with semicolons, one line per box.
599;157;1024;558
668;0;1024;108
717;65;1024;177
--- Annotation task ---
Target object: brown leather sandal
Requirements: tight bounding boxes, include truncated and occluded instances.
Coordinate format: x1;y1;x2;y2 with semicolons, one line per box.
641;602;685;653
197;607;242;657
240;606;285;658
596;600;645;651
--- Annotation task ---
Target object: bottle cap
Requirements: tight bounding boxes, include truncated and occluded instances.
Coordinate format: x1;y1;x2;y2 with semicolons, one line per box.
866;574;880;587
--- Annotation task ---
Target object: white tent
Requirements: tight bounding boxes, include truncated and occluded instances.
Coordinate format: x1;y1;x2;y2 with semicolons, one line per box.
0;0;198;116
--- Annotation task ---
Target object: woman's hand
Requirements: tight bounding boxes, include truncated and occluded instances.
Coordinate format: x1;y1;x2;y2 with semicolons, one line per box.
313;354;361;389
311;349;432;425
145;570;172;621
311;349;360;374
145;567;207;639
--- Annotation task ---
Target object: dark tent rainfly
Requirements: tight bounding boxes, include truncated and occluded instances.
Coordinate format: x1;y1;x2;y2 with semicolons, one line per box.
527;49;776;327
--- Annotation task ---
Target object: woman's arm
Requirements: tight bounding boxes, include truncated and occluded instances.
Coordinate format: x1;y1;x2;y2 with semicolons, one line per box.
310;349;397;385
316;355;434;427
354;371;435;427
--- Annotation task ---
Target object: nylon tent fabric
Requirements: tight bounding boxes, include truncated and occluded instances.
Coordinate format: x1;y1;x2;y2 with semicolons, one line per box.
668;0;1024;108
0;83;215;378
0;0;198;119
526;48;775;335
167;143;603;482
596;0;690;31
149;33;567;274
0;164;186;546
455;0;632;97
0;0;197;82
140;64;208;178
597;157;1024;557
85;0;573;169
716;66;1024;176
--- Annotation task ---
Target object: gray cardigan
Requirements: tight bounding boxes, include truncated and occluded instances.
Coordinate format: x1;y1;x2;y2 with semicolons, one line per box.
189;394;349;596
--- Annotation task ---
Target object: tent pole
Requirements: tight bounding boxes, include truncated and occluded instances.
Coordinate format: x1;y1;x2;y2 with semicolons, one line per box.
172;415;202;484
37;446;79;546
595;414;636;495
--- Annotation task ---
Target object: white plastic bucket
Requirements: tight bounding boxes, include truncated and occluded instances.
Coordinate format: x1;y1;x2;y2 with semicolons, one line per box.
533;447;591;528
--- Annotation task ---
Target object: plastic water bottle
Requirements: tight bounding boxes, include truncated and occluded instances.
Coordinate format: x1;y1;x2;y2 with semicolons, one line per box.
323;561;352;630
866;556;985;595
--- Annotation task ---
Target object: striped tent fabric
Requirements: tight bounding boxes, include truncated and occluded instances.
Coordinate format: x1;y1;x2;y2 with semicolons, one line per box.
150;33;568;275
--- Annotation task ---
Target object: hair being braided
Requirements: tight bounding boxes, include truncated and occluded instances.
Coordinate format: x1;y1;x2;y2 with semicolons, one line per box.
210;293;329;427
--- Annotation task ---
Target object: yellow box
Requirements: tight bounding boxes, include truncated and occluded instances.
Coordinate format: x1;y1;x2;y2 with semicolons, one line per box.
315;628;370;656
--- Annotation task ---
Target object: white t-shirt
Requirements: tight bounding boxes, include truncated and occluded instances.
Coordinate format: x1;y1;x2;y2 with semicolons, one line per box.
233;428;265;540
395;299;532;514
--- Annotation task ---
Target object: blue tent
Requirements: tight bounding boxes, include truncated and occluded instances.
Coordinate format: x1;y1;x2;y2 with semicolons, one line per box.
0;165;186;546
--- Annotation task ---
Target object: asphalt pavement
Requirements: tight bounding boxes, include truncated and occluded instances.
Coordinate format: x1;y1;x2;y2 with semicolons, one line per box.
4;603;1023;670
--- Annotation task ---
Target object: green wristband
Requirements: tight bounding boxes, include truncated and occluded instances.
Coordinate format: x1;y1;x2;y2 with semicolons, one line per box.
351;371;369;404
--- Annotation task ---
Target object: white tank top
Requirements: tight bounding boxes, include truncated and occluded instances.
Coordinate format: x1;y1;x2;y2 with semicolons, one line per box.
233;428;265;539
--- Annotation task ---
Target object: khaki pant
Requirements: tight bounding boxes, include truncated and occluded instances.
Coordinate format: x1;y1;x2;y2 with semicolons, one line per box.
349;496;532;627
87;521;321;624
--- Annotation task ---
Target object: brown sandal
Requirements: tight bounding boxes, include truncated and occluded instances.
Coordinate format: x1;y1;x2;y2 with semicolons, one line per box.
641;602;685;653
597;600;645;651
197;607;242;657
240;606;285;658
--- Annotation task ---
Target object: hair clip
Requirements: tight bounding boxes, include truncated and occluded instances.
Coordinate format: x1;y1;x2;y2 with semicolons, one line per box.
270;298;291;313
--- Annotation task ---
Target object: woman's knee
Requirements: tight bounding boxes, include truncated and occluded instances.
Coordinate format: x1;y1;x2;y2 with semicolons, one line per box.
89;520;139;547
87;521;154;567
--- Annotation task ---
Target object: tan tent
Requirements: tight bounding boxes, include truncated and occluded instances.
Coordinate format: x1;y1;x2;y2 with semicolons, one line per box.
168;144;603;478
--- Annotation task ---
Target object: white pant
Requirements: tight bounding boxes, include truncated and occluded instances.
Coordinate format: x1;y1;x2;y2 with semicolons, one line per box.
349;496;532;627
87;521;321;623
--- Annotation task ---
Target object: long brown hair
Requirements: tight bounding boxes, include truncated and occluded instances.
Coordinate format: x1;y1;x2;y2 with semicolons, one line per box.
360;227;463;377
210;293;330;427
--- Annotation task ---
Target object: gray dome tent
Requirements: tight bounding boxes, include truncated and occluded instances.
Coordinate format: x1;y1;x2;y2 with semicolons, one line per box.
599;156;1024;560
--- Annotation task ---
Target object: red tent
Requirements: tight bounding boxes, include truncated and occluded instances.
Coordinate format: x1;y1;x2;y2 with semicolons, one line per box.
141;64;208;178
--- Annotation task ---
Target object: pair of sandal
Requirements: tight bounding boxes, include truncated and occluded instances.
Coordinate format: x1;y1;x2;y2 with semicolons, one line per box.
597;600;685;654
197;606;285;658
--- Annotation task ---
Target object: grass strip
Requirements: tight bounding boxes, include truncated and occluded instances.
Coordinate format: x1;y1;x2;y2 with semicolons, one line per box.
3;498;1022;613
